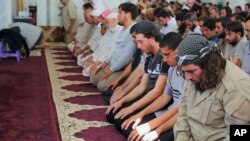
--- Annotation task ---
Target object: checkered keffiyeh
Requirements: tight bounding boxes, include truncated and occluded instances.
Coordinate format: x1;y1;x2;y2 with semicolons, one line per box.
175;34;216;66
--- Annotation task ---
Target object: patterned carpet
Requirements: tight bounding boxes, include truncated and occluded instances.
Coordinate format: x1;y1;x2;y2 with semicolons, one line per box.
0;49;60;141
45;44;125;141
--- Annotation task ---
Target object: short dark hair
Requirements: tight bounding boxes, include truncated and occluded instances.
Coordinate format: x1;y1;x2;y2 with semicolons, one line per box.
216;16;231;27
170;1;175;6
235;5;242;11
203;18;216;30
142;32;163;42
130;23;137;34
119;2;138;20
231;13;244;22
154;7;163;16
190;3;202;13
202;7;210;17
159;32;182;50
83;3;93;9
134;21;163;42
246;3;250;8
154;8;172;18
225;21;244;37
221;6;232;17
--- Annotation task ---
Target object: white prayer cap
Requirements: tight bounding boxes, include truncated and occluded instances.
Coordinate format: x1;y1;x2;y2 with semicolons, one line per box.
91;10;102;17
107;12;118;19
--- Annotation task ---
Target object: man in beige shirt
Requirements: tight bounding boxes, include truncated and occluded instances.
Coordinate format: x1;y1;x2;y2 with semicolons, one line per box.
174;34;250;141
60;0;78;43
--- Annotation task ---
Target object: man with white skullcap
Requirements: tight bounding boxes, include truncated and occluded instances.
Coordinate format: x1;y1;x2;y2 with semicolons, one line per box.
82;12;123;77
174;34;250;141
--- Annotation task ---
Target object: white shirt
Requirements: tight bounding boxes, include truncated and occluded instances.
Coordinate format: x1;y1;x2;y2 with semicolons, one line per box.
88;23;103;51
92;25;123;62
188;25;202;35
75;22;95;48
160;17;178;34
10;22;42;49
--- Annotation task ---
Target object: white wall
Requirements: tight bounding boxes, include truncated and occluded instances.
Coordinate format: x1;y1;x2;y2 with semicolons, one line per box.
37;0;63;26
229;0;248;12
37;0;85;26
50;0;64;26
29;0;37;6
72;0;85;24
37;0;48;26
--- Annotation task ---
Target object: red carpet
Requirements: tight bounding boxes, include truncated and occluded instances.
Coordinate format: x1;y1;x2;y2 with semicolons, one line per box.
0;52;61;141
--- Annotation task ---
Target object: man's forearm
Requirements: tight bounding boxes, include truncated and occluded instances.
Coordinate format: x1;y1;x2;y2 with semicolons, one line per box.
155;112;178;134
120;75;142;97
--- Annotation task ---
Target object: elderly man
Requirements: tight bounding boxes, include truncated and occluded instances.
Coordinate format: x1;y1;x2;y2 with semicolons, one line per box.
174;34;250;141
82;12;123;77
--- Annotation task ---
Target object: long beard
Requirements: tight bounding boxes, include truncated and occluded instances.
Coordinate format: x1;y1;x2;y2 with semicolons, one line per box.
195;76;219;92
195;83;205;92
194;76;207;92
118;21;124;26
228;40;238;46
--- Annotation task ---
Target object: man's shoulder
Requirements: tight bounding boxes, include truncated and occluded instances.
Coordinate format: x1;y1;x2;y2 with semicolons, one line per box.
221;61;250;93
236;36;248;48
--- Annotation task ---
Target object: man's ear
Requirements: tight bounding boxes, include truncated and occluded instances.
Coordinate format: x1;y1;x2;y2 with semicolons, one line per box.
125;12;131;20
236;31;243;39
174;47;179;53
149;36;156;44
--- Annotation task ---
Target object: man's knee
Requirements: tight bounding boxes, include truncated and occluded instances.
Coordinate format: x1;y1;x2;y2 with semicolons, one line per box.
97;80;109;92
158;129;174;141
90;71;102;86
96;82;104;92
90;75;98;86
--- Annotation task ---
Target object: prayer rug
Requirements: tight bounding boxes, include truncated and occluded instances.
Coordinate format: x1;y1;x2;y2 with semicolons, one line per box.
45;44;125;141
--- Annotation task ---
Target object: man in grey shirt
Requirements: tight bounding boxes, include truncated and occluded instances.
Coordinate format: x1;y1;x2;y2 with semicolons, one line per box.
9;22;44;50
241;18;250;76
224;21;247;67
90;2;138;92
